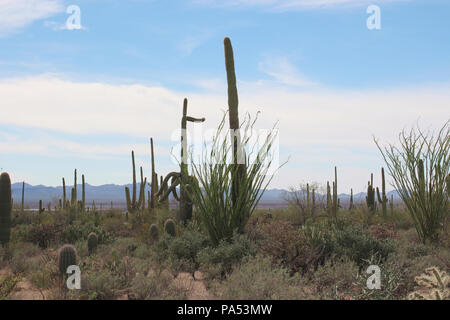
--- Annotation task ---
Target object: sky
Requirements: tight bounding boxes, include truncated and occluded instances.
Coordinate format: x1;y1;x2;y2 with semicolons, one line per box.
0;0;449;193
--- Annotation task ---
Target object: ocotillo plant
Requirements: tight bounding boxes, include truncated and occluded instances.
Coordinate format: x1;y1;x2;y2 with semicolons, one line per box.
124;151;146;214
0;172;12;247
376;167;388;217
21;181;25;213
156;98;205;222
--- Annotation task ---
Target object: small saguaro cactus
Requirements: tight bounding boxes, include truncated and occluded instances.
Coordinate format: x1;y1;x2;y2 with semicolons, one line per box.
149;224;159;242
326;181;331;214
0;172;12;247
58;244;77;276
349;189;354;210
376;167;388;217
81;174;86;212
332;166;338;219
164;219;176;237
125;151;146;214
87;232;98;255
21;181;25;213
366;173;376;215
62;177;67;209
39;200;45;214
149;137;158;211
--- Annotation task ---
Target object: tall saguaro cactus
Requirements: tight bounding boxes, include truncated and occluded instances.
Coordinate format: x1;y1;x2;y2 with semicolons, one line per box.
224;37;247;212
81;174;86;212
149;138;158;210
156;98;205;222
0;172;12;247
62;177;67;209
376;167;388;217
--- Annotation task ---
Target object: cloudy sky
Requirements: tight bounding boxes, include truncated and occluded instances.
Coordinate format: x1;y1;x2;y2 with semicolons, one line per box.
0;0;449;193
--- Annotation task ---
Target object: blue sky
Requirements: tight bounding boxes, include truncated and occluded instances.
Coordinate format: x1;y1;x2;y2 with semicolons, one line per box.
0;0;449;193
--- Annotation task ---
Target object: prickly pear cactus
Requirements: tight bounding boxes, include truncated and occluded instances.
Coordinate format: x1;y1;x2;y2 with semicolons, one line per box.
58;244;77;276
87;232;98;255
150;224;159;242
164;219;176;237
0;172;12;247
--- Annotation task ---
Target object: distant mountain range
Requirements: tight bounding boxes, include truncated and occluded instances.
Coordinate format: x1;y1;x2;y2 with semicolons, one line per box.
11;183;402;209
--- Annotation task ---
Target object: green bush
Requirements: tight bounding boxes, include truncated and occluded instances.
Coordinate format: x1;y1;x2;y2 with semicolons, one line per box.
216;255;305;300
61;221;114;245
197;233;256;279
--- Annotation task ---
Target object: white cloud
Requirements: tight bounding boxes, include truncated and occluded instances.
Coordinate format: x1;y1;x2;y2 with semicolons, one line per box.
0;0;64;37
0;74;448;190
258;55;316;86
192;0;408;11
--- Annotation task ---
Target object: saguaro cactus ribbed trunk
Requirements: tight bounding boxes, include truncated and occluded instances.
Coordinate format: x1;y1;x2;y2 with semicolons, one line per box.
0;172;12;247
376;167;388;217
224;37;247;214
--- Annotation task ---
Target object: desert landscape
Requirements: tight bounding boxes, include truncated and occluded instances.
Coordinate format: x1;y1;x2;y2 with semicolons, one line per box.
0;1;449;302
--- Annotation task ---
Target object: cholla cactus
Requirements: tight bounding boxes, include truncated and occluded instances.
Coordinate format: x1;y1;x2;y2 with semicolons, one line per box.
407;267;449;300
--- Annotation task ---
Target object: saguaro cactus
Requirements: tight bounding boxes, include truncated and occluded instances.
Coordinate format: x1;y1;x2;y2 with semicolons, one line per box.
87;232;98;255
39;200;45;214
0;172;12;247
125;151;146;214
21;181;25;213
326;181;331;214
164;219;176;237
156;98;205;223
149;138;158;211
81;174;86;212
62;177;67;209
58;244;77;276
349;189;354;211
376;167;388;217
224;37;247;213
366;173;376;215
332;166;338;218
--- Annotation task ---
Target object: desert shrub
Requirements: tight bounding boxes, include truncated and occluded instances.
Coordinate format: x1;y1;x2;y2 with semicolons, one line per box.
356;255;407;300
81;269;120;300
197;233;256;279
25;223;62;249
305;223;396;270
29;251;59;290
367;224;397;240
308;257;359;300
103;216;133;238
255;220;322;275
61;221;114;245
130;272;188;300
0;274;21;300
216;255;305;300
9;243;41;274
